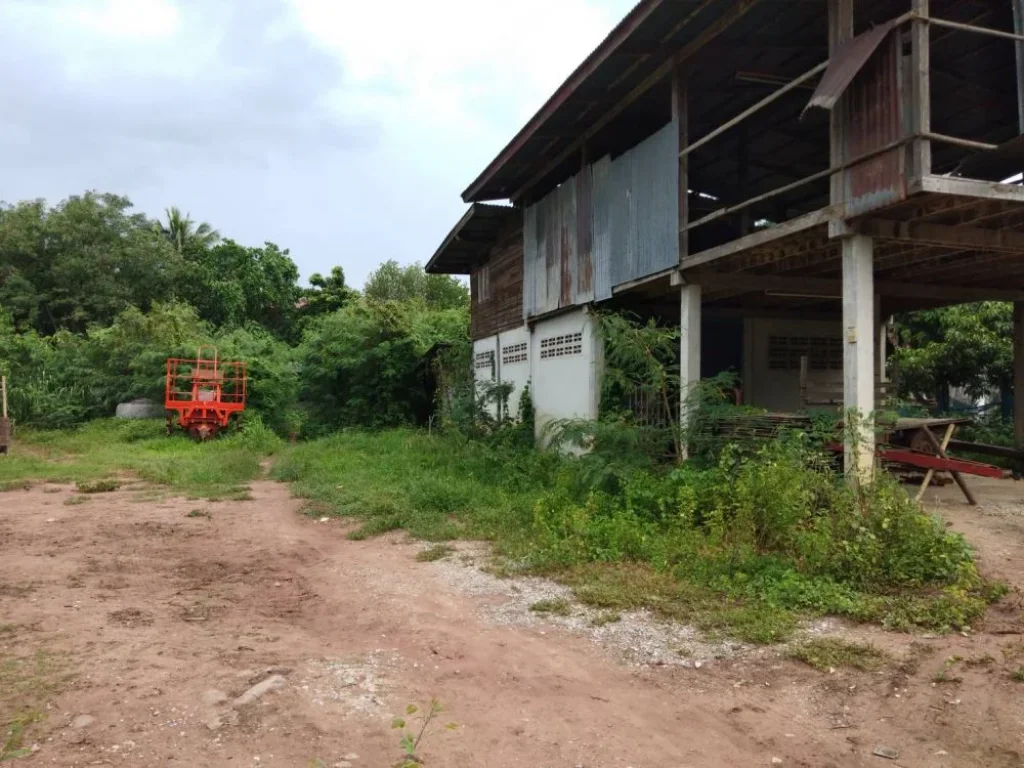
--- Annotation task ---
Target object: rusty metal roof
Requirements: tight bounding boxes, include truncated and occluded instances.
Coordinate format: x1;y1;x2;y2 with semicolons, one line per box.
426;204;516;275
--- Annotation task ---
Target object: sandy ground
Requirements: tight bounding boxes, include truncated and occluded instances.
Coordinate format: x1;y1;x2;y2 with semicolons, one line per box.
0;475;1022;768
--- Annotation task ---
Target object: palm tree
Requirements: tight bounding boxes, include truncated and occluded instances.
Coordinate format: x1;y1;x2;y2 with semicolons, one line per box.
156;206;221;252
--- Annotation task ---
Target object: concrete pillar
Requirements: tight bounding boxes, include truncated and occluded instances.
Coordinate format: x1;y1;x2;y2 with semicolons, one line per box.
1014;301;1024;450
842;235;876;482
680;283;702;459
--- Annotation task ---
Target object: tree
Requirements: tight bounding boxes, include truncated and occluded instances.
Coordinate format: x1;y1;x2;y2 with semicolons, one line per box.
300;266;358;319
0;193;181;334
156;206;221;253
177;240;301;338
364;260;468;311
894;302;1013;410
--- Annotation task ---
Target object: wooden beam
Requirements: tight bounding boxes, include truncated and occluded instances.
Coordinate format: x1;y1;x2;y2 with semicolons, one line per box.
672;63;689;260
828;0;853;238
681;60;828;158
684;208;835;269
1015;0;1024;133
928;15;1024;43
684;270;1024;302
510;0;762;202
912;0;932;183
857;219;1024;253
918;175;1024;201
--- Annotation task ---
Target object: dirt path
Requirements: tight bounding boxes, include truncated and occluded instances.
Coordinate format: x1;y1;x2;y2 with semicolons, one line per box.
1;478;1023;767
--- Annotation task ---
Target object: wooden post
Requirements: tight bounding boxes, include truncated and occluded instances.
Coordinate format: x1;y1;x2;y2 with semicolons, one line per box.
1014;301;1024;450
672;63;689;261
679;282;702;460
1015;0;1024;133
843;235;876;482
911;0;932;181
828;0;854;237
0;375;9;457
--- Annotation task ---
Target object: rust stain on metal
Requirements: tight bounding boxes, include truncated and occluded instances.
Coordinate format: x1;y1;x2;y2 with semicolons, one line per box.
576;169;593;297
560;222;573;308
804;20;899;115
845;30;906;215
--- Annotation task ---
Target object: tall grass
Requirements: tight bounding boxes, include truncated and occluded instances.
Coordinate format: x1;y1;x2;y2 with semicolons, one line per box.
274;428;1000;643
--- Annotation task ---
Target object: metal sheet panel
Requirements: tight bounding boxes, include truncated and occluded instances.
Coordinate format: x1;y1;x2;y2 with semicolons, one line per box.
844;31;906;216
804;20;899;114
523;119;679;316
591;156;613;301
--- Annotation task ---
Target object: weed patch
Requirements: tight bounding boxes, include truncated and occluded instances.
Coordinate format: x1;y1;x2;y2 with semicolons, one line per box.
0;480;31;492
63;495;90;506
0;649;72;761
790;639;890;672
416;544;455;563
529;598;572;617
75;478;120;494
273;428;996;644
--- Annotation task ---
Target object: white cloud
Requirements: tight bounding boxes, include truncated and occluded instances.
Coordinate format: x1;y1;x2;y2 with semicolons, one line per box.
291;0;624;156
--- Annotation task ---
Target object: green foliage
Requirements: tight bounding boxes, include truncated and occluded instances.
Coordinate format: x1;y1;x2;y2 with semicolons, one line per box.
154;206;221;253
894;302;1012;404
297;299;467;432
416;544;455;562
365;260;469;311
391;700;456;768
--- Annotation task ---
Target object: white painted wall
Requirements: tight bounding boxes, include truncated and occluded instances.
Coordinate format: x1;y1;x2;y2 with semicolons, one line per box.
530;308;601;443
497;325;531;420
744;318;843;413
472;335;499;419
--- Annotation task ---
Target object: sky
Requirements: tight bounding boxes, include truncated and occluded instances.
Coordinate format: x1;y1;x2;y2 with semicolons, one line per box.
0;0;635;287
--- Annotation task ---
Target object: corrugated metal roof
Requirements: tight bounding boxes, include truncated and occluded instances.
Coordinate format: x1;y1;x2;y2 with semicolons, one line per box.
425;204;517;275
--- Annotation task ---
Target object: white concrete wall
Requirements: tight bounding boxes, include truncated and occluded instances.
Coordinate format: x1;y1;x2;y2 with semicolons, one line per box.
744;318;843;413
472;335;499;419
497;325;531;420
530;308;601;443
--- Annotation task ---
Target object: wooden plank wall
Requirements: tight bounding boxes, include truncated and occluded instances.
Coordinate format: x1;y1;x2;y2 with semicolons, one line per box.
471;213;524;341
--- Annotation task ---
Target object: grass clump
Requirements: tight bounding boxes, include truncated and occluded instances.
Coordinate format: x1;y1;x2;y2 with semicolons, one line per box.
0;480;31;492
63;495;90;506
416;544;455;563
75;478;120;494
0;649;72;761
790;638;890;672
590;611;622;627
1011;667;1024;682
529;598;572;617
186;508;212;520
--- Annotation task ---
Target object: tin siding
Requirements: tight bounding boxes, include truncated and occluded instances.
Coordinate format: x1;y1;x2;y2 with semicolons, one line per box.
523;120;679;318
844;32;906;216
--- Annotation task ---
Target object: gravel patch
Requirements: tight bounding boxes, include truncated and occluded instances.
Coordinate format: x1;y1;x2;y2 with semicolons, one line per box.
422;542;749;668
299;650;398;717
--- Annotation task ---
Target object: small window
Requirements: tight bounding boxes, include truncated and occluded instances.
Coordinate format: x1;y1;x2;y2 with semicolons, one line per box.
502;342;528;366
539;332;583;360
475;265;491;302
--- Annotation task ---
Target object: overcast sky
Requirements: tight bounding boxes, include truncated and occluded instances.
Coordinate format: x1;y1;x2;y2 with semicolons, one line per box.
0;0;634;286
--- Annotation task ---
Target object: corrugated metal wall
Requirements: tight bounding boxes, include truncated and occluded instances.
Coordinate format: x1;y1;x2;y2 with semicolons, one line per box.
843;31;907;217
524;120;679;319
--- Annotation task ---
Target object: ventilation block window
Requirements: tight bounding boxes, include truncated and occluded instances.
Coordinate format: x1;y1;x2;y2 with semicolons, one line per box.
539;332;583;360
768;335;842;371
502;342;528;365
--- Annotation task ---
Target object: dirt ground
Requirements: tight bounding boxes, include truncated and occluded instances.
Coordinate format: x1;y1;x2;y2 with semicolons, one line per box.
1;475;1023;768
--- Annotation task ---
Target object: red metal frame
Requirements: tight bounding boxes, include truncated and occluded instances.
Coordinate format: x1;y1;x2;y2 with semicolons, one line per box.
827;443;1007;480
165;347;246;440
